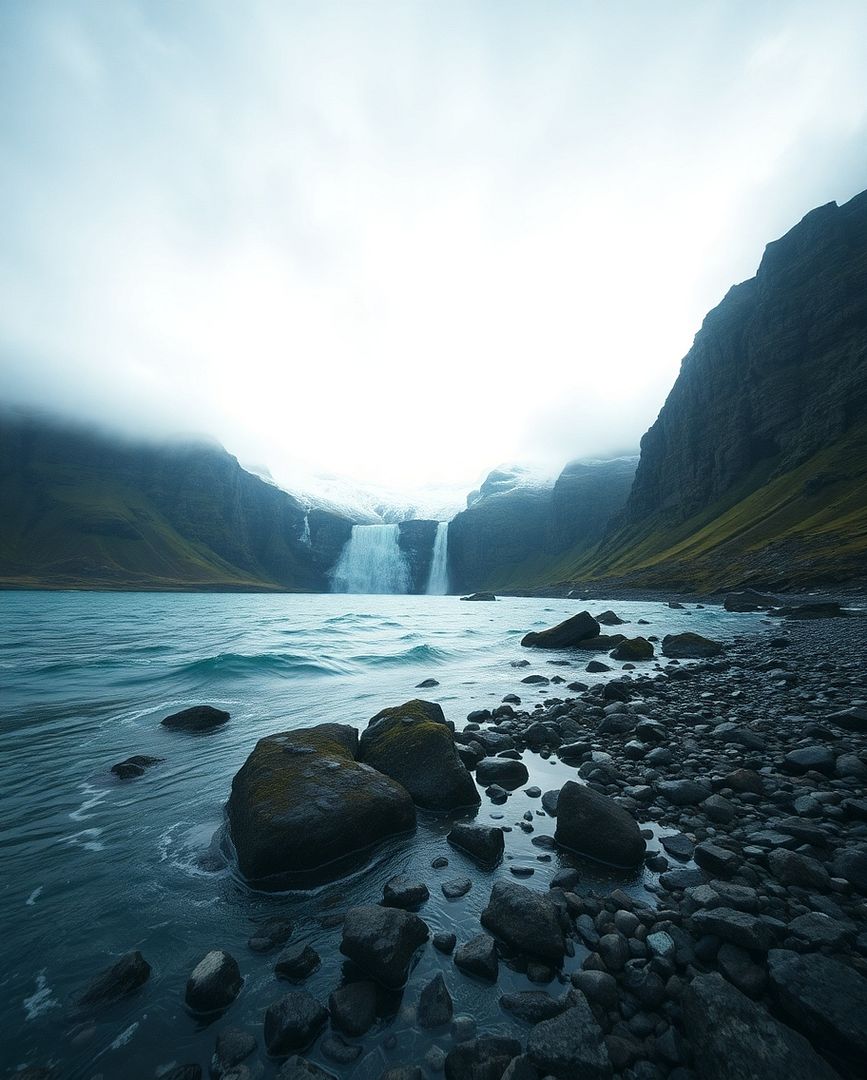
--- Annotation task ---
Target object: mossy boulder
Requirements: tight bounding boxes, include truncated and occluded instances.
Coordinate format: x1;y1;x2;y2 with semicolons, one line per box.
609;637;654;661
521;612;600;649
358;700;480;811
661;633;724;658
227;723;416;885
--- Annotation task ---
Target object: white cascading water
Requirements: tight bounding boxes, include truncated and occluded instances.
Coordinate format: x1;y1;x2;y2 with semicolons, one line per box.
299;513;311;546
331;524;411;593
426;521;450;594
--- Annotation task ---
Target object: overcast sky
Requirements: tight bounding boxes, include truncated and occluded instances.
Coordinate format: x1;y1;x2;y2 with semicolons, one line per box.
1;1;866;498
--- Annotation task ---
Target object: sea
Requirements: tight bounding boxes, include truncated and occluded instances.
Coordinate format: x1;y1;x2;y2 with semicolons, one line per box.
0;591;770;1078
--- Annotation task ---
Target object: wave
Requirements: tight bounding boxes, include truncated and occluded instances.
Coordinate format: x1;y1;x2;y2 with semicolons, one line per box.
350;643;454;667
171;652;352;679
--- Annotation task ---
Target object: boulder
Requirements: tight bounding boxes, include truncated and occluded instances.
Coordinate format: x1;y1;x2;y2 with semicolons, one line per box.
162;705;229;731
500;990;567;1023
827;705;867;733
275;944;320;982
227;723;415;883
655;779;712;806
480;881;566;963
661;633;724;659
767;950;867;1063
723;590;780;611
277;1059;337;1080
339;905;429;988
832;845;867;892
211;1029;256;1077
682;972;840;1080
527;995;612;1079
444;1037;522;1080
475;757;529;790
780;602;846;619
74;951;151;1012
521;612;601;649
460;592;497;601
783;746;836;775
554;781;646;868
111;754;163;779
453;934;499;981
383;875;430;909
263;992;328;1056
185;950;243;1014
447;823;505;867
595;610;626;625
359;700;479;811
609;637;654;661
689;908;774;952
417;972;453;1028
768;849;830;890
328;981;377;1036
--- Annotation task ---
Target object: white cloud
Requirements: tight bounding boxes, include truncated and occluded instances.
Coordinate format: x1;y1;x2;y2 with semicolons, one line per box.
1;0;866;494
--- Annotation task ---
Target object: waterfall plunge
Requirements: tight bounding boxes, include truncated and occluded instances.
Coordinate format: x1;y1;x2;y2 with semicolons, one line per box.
331;524;411;594
426;521;450;595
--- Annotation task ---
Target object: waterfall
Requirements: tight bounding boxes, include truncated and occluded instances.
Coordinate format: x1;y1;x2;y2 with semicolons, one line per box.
299;513;311;546
426;521;450;595
331;524;411;593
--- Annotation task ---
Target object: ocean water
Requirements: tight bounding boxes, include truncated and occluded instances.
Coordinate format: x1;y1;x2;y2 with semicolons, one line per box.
0;591;769;1078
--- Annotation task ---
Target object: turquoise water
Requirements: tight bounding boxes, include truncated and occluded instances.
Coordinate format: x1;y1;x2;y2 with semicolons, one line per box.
0;591;767;1078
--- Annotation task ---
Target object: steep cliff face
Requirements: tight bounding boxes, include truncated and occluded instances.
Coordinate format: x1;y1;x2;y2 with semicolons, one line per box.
447;458;637;592
576;190;867;590
0;411;353;590
397;519;439;593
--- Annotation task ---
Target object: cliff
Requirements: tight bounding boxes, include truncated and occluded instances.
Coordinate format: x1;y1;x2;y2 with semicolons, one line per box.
0;411;353;590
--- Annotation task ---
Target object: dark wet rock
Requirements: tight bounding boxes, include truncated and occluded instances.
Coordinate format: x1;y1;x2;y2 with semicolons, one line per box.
320;1033;362;1065
723;767;764;794
447;823;505;868
586;660;611;673
454;934;499;981
74;950;151;1012
767;949;867;1062
661;633;723;659
227;723;415;883
572;970;618;1009
263;991;328;1056
249;918;294;954
660;867;706;890
416;678;439;688
660;833;694;860
433;932;457;954
500;1056;539;1080
442;878;473;899
521;612;601;649
597;932;629;971
481;881;566;962
185;950;243;1014
339;905;428;988
716;943;767;998
689;908;774;952
655;779;711;806
555;781;646;868
521;674;549;685
550;867;579;891
501;990;566;1023
460;592;497;601
161;1068;202;1080
162;705;229;731
382;876;430;909
694;842;738;877
723;590;780;611
596;610;626;625
610;637;654;661
212;1028;257;1077
111;754;163;779
682;972;839;1080
827;705;867;733
768;848;830;890
444;1036;522;1080
780;602;846;619
832;845;867;892
275;944;321;982
380;1070;423;1080
359;699;479;811
541;789;560;816
527;995;612;1079
328;980;377;1036
783;745;836;775
417;972;453;1028
277;1057;337;1080
788;912;853;950
476;757;530;789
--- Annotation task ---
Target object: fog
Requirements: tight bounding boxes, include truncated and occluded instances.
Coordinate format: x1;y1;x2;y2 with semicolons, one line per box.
1;0;866;499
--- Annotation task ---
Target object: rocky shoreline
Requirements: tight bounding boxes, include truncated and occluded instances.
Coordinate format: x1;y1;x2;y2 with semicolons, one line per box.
24;602;867;1080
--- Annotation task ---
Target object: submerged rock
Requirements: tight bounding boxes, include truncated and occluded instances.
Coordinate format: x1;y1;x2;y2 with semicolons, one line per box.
554;781;646;868
328;980;377;1036
417;972;453;1028
661;633;724;658
521;611;600;649
162;705;229;731
110;754;163;779
453;934;499;981
358;700;479;811
275;944;321;982
339;905;429;988
227;723;415;884
263;992;328;1056
460;592;497;601
74;950;151;1012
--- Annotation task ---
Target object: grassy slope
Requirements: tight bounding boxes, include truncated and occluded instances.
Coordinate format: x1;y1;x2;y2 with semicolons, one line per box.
0;460;285;590
514;422;867;593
